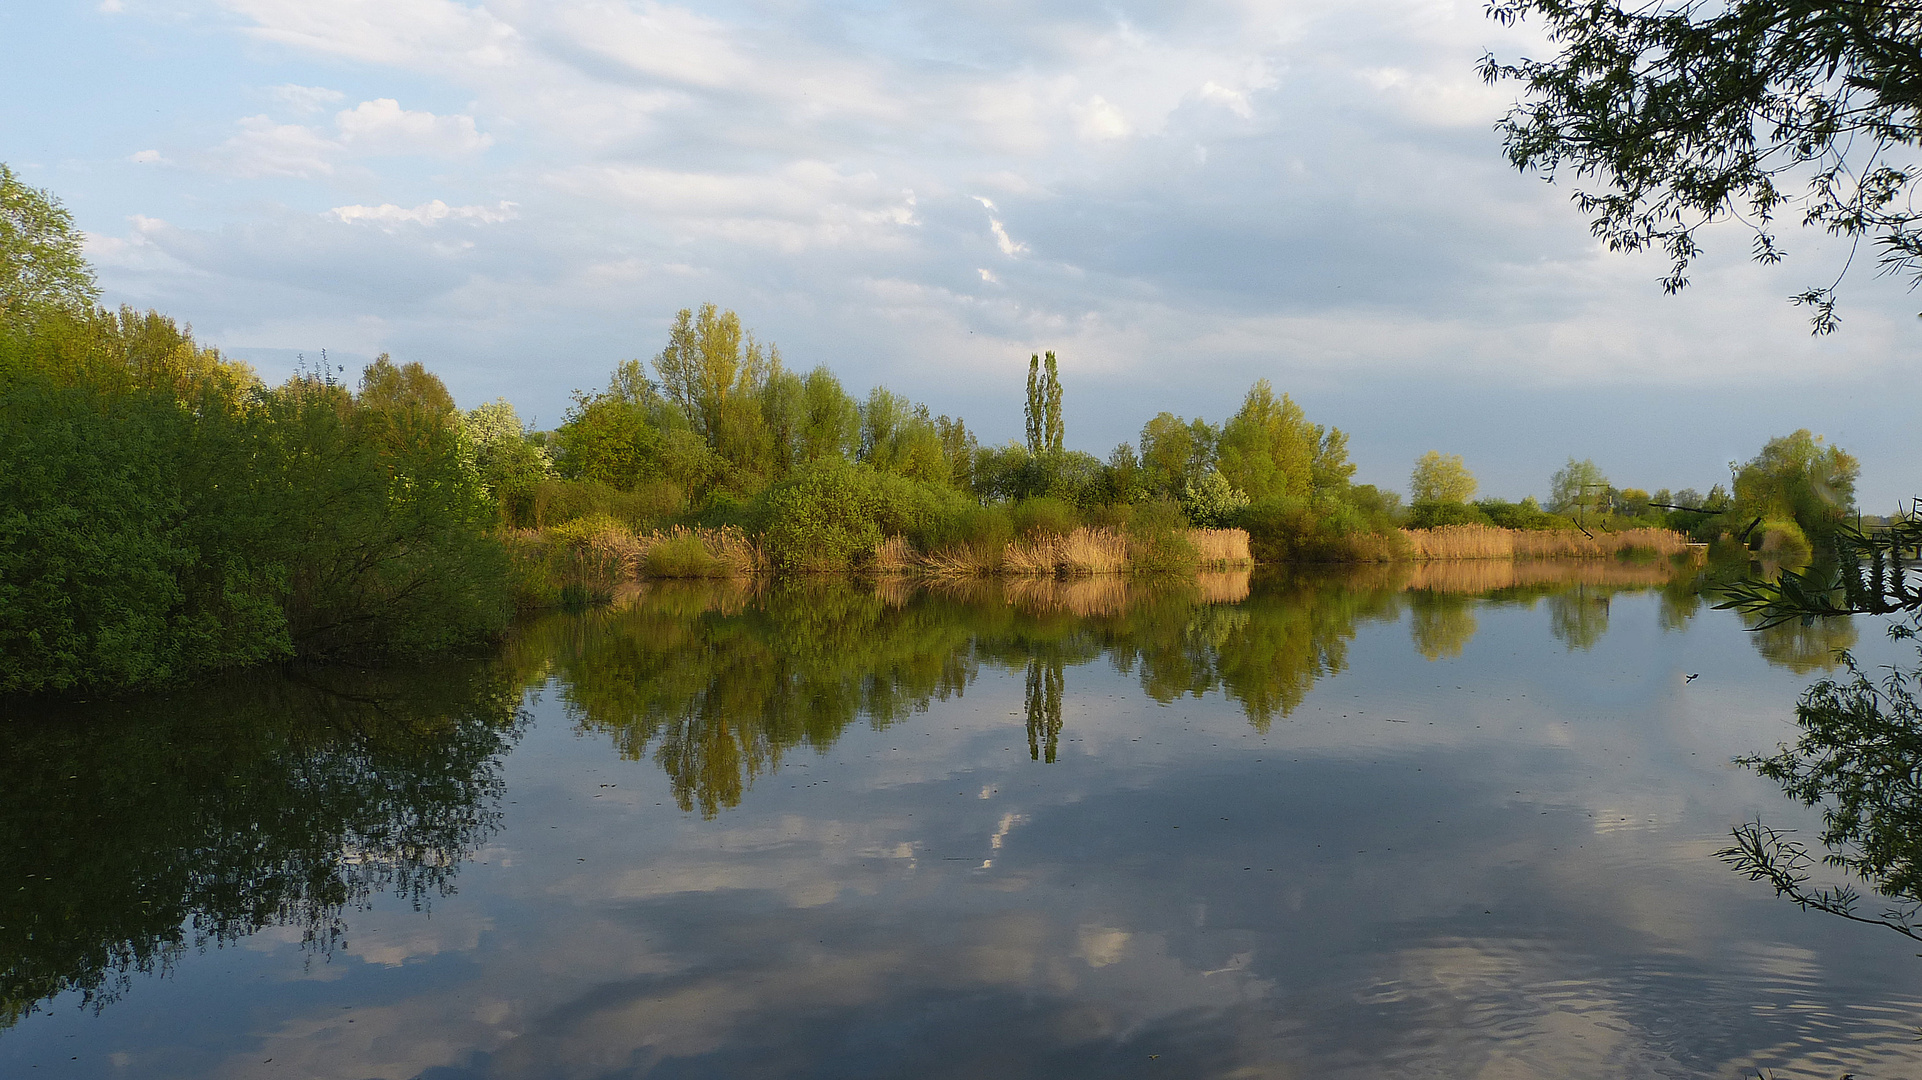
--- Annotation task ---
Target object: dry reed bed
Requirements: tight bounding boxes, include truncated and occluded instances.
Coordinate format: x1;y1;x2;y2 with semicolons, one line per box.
1400;525;1690;561
929;526;1250;578
522;522;1251;587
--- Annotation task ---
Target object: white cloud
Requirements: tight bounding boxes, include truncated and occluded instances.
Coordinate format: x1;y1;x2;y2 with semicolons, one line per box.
218;115;341;178
210;98;490;177
335;98;492;155
972;197;1028;258
1198;81;1253;119
328;200;519;228
1072;95;1132;141
270;83;345;114
130;149;165;164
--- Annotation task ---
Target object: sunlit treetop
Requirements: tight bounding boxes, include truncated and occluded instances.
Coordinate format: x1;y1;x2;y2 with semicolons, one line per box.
0;163;99;322
1480;0;1922;331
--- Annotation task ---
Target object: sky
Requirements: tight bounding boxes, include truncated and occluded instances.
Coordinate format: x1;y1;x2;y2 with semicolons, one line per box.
3;0;1917;509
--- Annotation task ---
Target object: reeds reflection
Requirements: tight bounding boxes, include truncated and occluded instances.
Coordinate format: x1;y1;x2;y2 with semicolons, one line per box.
537;558;1759;818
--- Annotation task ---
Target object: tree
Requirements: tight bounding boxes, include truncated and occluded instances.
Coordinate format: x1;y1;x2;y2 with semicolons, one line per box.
1023;351;1063;455
0;164;99;322
1409;451;1477;504
1549;457;1609;515
1481;1;1922;331
1732;429;1859;543
1138;412;1217;499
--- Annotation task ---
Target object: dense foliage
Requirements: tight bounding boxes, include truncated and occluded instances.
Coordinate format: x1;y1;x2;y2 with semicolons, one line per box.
0;310;511;694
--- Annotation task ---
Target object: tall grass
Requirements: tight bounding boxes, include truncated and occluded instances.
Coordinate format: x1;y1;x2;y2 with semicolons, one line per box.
510;520;764;609
1189;528;1253;567
1399;525;1690;561
923;526;1240;577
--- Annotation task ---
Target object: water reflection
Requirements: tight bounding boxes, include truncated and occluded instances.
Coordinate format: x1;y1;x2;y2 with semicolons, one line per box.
539;559;1742;817
0;660;526;1028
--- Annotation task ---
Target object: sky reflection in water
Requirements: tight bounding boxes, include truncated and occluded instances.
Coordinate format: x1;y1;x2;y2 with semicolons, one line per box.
2;562;1916;1079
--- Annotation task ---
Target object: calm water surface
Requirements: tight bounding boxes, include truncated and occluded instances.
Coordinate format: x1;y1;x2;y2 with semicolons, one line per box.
4;563;1918;1079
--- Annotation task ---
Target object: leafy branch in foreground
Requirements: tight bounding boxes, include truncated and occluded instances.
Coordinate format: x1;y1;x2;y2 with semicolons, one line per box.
1720;645;1922;942
1481;1;1922;331
1720;820;1922;943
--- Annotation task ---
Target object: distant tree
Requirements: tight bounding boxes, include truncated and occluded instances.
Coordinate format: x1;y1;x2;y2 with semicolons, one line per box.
1733;429;1860;543
1410;451;1478;505
1138;412;1218;499
933;414;979;492
860;388;948;483
798;367;861;465
462;399;552;510
1480;1;1922;331
1024;352;1063;455
1101;442;1147;505
1549;458;1610;516
1180;470;1251;528
0;163;98;321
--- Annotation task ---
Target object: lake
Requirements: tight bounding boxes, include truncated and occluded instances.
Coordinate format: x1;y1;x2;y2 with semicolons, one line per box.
4;563;1919;1079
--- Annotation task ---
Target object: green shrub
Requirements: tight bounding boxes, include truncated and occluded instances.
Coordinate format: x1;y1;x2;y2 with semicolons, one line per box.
1475;496;1567;531
762;461;884;572
924;501;1014;553
1179;470;1251;528
1127;498;1197;573
645;534;721;578
1011;496;1081;538
1408;500;1492;529
1755;519;1814;562
528;478;684;530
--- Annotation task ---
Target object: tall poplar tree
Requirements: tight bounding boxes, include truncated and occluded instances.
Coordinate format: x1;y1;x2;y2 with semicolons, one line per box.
1023;351;1063;455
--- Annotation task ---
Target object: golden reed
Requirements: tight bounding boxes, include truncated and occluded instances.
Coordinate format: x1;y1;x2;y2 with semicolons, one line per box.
1398;525;1690;561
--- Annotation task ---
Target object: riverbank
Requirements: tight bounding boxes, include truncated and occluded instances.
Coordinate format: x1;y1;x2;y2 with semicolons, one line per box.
505;517;1698;610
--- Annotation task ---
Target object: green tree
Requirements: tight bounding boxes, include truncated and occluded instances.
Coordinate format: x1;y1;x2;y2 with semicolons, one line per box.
1480;1;1922;330
1549;457;1610;516
799;366;861;465
1138;412;1218;499
1410;451;1478;505
0;164;98;322
1216;379;1318;502
1024;351;1063;455
1732;429;1859;544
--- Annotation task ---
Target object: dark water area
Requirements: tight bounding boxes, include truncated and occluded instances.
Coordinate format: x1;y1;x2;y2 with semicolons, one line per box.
4;563;1918;1079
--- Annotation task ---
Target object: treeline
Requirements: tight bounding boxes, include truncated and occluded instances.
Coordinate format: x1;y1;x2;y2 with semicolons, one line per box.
491;304;1399;572
1396;434;1861;562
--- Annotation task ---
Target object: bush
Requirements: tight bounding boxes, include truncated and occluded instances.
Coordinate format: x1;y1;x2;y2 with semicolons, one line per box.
1475;497;1566;532
761;461;884;572
1179;470;1251;528
1756;519;1814;562
1408;500;1492;529
645;533;722;578
1127;499;1198;573
1241;493;1407;563
527;478;683;530
1011;497;1081;538
924;502;1014;554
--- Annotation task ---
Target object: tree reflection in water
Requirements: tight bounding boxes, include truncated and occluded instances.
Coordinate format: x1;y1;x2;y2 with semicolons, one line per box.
0;659;528;1029
1723;635;1922;940
545;560;1716;817
1716;509;1922;941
